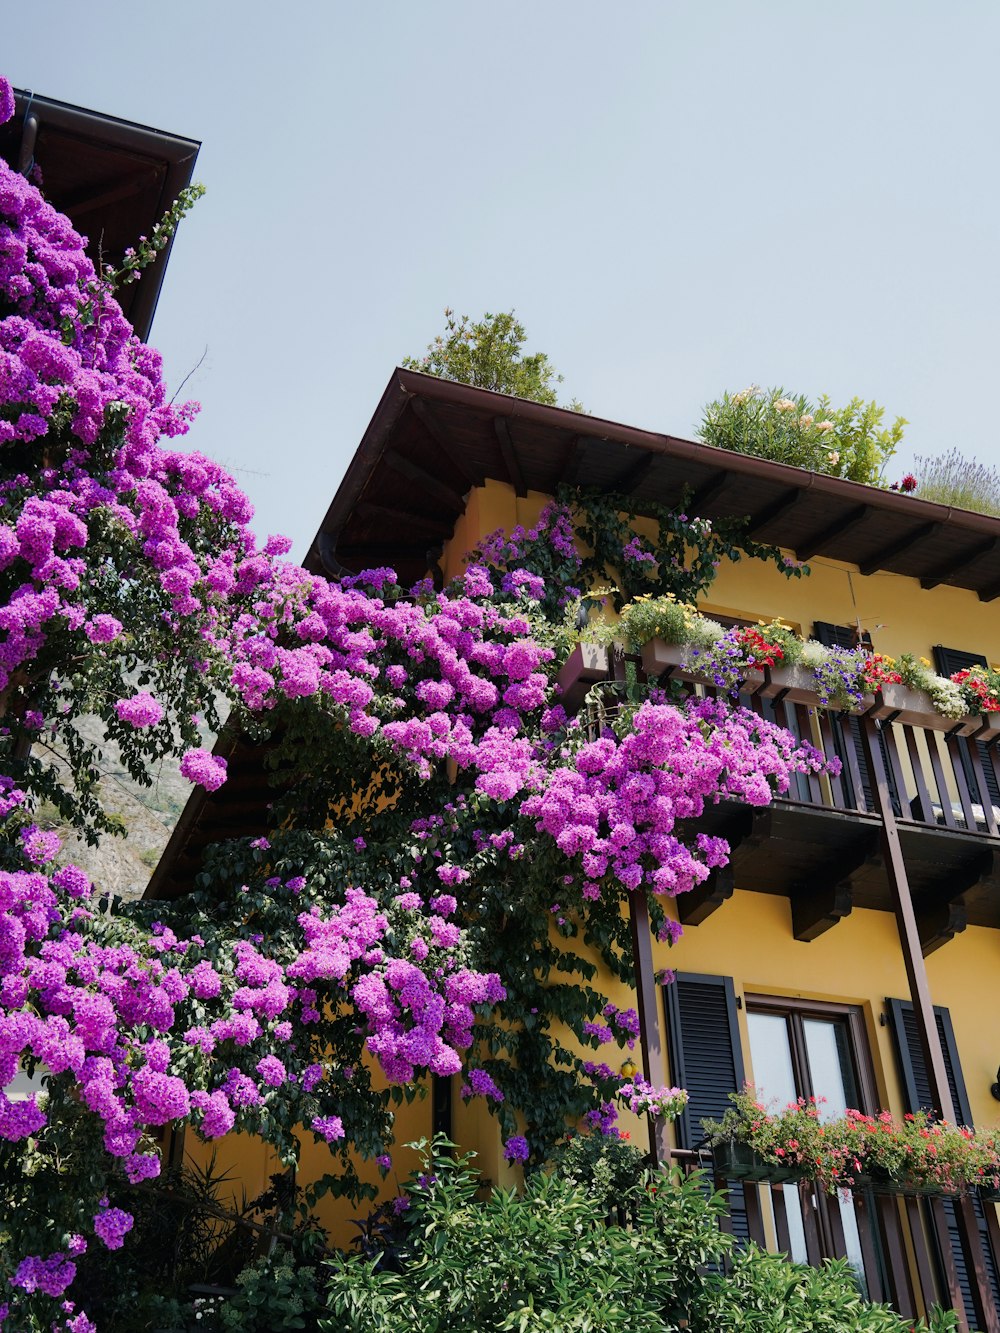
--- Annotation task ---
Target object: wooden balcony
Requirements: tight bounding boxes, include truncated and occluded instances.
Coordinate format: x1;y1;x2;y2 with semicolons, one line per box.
559;644;1000;945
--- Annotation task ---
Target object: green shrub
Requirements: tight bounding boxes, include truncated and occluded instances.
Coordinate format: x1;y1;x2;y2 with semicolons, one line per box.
694;1245;960;1333
545;1128;650;1214
320;1140;960;1332
699;387;905;486
322;1141;726;1331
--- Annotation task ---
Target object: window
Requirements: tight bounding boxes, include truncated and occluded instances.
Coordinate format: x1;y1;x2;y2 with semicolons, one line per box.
746;997;880;1296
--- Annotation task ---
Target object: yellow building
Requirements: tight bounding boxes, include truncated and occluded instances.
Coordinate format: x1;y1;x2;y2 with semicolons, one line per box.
151;370;1000;1331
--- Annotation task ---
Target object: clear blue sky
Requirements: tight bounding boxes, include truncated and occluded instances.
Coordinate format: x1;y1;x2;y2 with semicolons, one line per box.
7;2;998;556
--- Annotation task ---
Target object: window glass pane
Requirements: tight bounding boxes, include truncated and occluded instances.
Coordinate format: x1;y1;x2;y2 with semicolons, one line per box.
803;1019;858;1118
803;1018;869;1297
747;1011;797;1105
747;1011;808;1265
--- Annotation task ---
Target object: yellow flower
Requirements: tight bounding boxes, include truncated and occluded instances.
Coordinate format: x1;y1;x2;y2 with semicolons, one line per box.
920;656;931;667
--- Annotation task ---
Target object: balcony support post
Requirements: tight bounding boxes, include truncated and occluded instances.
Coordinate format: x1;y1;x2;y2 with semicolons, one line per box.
858;713;999;1333
629;890;671;1166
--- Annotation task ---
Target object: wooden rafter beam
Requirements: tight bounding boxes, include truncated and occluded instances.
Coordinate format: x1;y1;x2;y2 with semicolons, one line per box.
796;504;870;562
687;471;729;514
746;487;804;537
410;399;481;488
917;899;968;955
858;522;938;577
383;450;465;511
63;167;162;220
978;574;1000;603
677;865;735;926
613;451;656;495
493;418;527;497
559;434;588;487
789;832;876;942
791;881;853;942
356;500;453;538
920;536;998;590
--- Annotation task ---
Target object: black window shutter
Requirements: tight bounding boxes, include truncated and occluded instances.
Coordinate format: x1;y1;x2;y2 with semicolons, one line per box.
665;972;750;1241
813;622;899;814
886;997;1000;1323
933;646;1000;808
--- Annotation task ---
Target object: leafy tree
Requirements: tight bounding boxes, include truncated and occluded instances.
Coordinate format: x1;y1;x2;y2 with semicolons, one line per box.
403;308;583;409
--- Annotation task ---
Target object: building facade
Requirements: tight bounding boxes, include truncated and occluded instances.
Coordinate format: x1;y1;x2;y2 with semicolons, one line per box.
152;370;1000;1330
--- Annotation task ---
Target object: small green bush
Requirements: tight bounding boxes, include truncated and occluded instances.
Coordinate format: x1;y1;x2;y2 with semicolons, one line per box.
700;387;905;486
546;1128;650;1214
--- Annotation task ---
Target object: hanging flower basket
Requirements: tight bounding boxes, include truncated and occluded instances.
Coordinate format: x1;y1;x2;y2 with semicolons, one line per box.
555;643;610;711
711;1140;802;1184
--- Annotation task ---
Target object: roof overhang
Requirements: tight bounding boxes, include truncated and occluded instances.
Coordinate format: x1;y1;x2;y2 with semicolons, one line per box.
0;88;200;341
308;369;1000;600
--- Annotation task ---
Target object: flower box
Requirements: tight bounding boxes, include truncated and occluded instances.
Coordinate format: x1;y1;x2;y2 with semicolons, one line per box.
852;1166;949;1197
711;1140;801;1184
639;639;765;694
973;713;1000;744
555;643;610;711
761;664;823;705
871;683;979;736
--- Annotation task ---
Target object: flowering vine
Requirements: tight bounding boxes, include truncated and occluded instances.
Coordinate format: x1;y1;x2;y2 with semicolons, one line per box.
0;72;841;1330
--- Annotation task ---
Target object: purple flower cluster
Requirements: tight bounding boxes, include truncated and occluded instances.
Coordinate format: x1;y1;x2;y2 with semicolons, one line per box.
503;1134;530;1163
521;695;828;903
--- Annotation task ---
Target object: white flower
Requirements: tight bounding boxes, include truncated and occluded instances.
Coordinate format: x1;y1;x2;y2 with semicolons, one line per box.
799;413;814;428
774;397;797;412
827;450;840;465
816;419;834;434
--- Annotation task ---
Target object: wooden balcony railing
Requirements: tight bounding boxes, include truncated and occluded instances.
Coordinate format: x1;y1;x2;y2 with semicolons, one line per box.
664;1148;999;1324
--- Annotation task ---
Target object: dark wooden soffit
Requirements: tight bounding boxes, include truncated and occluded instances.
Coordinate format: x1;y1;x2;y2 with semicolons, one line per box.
144;729;278;902
306;369;1000;599
0;89;200;341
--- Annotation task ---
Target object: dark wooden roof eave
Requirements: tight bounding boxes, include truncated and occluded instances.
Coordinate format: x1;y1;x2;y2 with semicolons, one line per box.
308;368;1000;599
2;89;200;342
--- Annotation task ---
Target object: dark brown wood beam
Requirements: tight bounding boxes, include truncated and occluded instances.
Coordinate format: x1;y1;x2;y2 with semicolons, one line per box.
858;522;938;577
746;487;804;537
796;504;870;562
613;451;656;495
383;450;465;511
493;418;527;497
791;881;853;942
917;898;967;955
677;865;735;926
337;541;436;560
629;892;671;1164
356;500;453;538
687;471;730;513
410;399;481;488
978;574;1000;603
920;536;998;590
559;434;588;487
63;167;162;220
